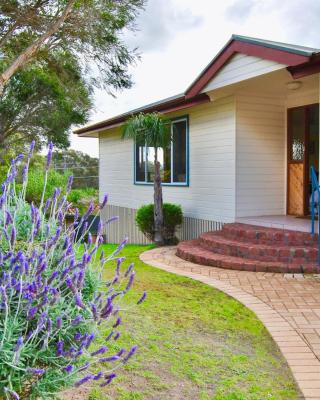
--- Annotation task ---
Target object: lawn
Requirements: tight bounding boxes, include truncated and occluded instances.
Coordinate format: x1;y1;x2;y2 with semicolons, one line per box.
63;244;300;400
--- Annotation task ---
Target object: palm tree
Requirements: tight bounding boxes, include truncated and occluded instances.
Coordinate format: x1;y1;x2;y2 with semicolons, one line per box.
122;113;171;245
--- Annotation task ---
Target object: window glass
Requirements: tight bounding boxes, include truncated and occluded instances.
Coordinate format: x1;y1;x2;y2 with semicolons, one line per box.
135;118;188;185
172;120;187;182
135;140;145;182
290;108;305;161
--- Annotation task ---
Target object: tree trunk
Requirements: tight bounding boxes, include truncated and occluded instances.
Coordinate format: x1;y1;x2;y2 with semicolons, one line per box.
0;0;76;94
153;148;164;246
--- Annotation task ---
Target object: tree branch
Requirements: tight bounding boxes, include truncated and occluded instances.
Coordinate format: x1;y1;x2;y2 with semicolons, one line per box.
0;0;76;92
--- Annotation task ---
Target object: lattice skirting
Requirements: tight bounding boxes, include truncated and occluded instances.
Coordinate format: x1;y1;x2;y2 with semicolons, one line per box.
102;204;224;245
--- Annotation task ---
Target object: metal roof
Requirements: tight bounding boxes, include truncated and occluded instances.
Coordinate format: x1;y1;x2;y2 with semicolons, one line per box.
232;34;320;57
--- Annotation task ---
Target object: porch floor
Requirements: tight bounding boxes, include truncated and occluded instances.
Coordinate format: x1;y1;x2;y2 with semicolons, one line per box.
236;215;317;233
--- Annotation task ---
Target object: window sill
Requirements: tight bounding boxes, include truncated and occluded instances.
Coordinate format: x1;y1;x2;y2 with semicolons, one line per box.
134;181;189;187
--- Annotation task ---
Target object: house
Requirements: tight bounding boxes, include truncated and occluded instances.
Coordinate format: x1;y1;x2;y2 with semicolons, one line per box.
75;34;320;248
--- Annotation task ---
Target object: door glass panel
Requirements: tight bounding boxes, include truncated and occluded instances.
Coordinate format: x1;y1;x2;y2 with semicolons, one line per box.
290;108;305;161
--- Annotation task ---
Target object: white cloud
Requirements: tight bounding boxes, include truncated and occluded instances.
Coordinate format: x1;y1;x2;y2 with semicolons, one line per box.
72;0;320;156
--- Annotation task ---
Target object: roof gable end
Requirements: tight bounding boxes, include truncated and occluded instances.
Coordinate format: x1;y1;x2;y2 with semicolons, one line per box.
185;35;315;99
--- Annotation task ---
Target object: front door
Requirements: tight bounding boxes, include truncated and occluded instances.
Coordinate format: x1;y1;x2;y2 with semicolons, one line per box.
287;104;319;216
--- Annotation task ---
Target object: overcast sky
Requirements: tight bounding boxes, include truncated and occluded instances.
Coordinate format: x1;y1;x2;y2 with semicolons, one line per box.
71;0;320;157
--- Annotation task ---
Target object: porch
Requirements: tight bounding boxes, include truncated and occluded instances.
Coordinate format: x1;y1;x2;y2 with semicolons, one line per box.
236;215;317;233
219;67;320;224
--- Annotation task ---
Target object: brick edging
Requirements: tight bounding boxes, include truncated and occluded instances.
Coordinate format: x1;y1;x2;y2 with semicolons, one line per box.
140;248;320;400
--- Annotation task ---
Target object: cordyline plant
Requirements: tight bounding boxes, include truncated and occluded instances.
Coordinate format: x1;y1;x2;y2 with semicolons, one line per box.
0;142;146;399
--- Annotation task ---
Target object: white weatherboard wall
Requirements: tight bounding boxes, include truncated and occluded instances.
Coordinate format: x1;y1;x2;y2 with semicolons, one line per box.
99;96;236;225
202;53;286;92
235;94;286;217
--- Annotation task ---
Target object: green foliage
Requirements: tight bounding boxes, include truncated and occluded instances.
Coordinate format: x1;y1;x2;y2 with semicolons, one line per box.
24;168;69;205
68;187;98;214
122;113;172;149
0;50;92;153
136;203;183;244
0;147;141;399
0;0;144;92
53;149;98;189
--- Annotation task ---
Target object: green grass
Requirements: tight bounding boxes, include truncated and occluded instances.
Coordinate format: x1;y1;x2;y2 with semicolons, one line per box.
87;245;300;400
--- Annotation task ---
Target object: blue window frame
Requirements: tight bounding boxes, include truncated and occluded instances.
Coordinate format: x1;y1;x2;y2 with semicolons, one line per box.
134;116;189;186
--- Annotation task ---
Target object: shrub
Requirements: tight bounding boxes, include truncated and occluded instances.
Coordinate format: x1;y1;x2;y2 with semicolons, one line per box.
136;203;183;244
24;168;69;205
0;143;145;399
68;188;98;215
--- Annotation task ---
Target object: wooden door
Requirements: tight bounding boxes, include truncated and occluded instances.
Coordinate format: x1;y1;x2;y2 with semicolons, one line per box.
287;104;319;216
287;107;306;216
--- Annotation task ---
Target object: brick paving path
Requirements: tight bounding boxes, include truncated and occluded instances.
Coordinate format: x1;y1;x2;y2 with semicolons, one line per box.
140;247;320;400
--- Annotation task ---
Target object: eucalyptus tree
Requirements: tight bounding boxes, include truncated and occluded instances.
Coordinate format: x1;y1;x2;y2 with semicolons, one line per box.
123;113;171;245
0;0;145;93
0;49;91;155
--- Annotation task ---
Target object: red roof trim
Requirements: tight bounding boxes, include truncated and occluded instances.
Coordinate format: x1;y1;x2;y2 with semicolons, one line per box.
288;55;320;79
74;93;210;135
185;40;310;99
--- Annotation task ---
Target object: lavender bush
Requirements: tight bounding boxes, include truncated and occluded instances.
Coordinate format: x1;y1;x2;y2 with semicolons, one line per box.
0;142;146;399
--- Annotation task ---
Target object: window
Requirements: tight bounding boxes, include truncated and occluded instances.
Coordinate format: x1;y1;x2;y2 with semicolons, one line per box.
134;117;188;185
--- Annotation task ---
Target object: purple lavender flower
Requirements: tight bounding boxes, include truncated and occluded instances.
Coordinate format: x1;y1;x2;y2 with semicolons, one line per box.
124;263;134;278
56;316;62;329
100;194;108;209
29;140;36;158
125;271;135;292
5;210;12;225
78;362;90;372
90;303;98;320
74;332;82;341
67;175;73;192
75;293;85;309
75;374;93;388
123;346;138;363
85;333;95;349
105;331;114;342
43;201;51;217
117;348;126;357
28;306;38;320
48;271;58;284
46;142;54;170
106;216;120;225
71;315;82;326
90;346;107;356
26;368;45;375
10;226;16;247
137;291;147;305
22;164;28;183
113;317;121;328
114;237;128;255
114;332;121;341
93;371;103;381
100;373;117;387
4;388;20;400
14;337;23;352
64;364;73;373
99;355;119;363
56;340;64;356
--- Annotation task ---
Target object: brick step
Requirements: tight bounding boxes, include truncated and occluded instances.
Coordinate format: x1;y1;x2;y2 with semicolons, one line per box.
176;240;319;274
200;232;318;262
221;223;318;246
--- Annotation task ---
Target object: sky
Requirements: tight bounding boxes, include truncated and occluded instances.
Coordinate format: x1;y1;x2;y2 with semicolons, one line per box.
71;0;320;157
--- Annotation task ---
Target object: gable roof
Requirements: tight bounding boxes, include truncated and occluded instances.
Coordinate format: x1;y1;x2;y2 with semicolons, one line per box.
185;34;320;99
75;34;320;136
